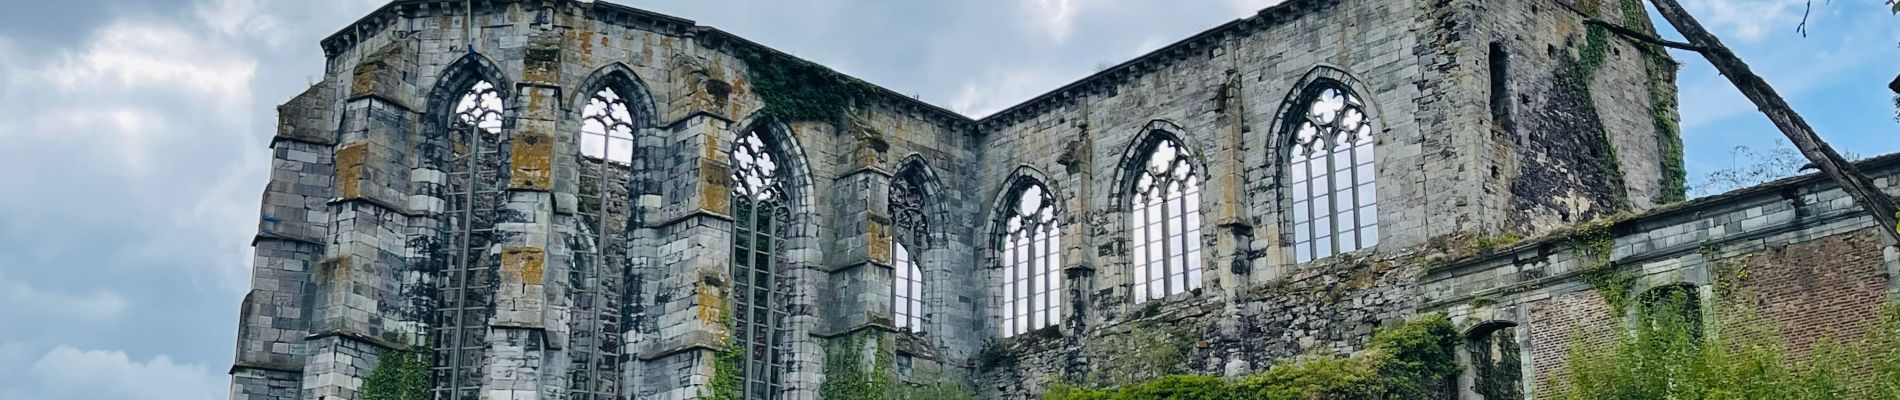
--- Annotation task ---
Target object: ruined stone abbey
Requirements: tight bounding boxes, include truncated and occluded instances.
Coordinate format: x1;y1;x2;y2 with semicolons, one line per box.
227;0;1900;399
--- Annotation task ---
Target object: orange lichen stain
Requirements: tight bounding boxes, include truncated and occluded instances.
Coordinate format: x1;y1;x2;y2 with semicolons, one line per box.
509;128;553;191
572;31;595;58
701;159;732;215
868;218;891;263
335;142;368;199
501;246;546;285
696;280;725;326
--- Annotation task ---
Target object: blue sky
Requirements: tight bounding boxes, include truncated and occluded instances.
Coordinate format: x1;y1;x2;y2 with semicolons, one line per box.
0;1;1890;399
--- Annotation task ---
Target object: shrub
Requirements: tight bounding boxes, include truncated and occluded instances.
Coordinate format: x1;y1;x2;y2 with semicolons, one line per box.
1043;314;1458;400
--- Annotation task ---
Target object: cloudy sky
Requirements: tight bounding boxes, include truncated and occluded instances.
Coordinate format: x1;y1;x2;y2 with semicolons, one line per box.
0;0;1891;399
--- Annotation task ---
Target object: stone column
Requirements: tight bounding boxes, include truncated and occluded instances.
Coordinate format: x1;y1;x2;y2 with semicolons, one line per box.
480;29;566;400
815;117;899;400
629;54;738;400
303;38;425;400
230;80;339;400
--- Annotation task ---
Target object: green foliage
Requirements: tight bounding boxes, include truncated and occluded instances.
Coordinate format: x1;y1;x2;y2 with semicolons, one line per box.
819;331;895;400
1471;328;1524;400
737;49;879;122
1571;218;1634;313
1554;21;1632;210
1043;314;1459;400
360;346;431;400
710;303;743;400
1553;298;1900;399
893;374;982;400
1084;321;1194;386
1474;234;1523;253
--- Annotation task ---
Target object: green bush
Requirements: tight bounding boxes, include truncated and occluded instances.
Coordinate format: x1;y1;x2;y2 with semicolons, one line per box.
1553;298;1900;400
1044;314;1458;400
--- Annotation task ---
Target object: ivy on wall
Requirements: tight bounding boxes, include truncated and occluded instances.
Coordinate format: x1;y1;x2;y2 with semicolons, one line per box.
819;330;896;400
1571;217;1635;314
1043;314;1459;400
737;49;880;123
1618;0;1690;203
710;302;744;400
360;345;431;400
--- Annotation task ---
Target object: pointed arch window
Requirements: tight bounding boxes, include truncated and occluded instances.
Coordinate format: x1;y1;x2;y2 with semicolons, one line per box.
999;183;1060;337
581;87;636;164
1130;137;1204;303
730;130;788;399
454;80;503;134
1287;84;1378;263
437;78;506;400
890;177;927;332
573;82;642;399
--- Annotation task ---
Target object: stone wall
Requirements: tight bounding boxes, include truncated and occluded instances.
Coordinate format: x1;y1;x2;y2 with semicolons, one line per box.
225;0;1898;399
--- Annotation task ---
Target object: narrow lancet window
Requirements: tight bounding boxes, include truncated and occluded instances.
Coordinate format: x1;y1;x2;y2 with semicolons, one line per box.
891;177;928;332
1000;183;1060;337
1288;84;1378;263
730;130;788;399
1130;137;1204;302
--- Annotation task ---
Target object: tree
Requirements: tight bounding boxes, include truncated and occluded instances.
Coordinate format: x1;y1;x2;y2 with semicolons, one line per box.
1638;0;1900;245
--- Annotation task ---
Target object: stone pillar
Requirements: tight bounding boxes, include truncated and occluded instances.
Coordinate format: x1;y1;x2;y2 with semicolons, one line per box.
815;117;899;400
304;38;425;400
479;28;566;400
630;54;737;399
230;80;339;400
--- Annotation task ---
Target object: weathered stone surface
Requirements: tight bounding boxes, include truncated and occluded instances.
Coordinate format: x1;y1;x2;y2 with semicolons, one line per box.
226;1;1900;399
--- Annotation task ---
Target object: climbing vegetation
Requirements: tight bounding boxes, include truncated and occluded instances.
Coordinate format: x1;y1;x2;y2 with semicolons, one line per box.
1552;294;1900;399
360;345;431;400
819;331;896;400
1042;314;1458;400
737;49;879;123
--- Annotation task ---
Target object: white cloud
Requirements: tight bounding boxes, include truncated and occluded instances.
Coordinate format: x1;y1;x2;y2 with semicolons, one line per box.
1681;0;1809;42
1224;0;1288;16
0;270;128;323
195;0;292;48
949;67;1077;117
25;346;224;400
1024;0;1086;43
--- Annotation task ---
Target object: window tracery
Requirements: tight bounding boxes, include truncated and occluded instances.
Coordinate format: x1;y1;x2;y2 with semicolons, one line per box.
1000;183;1060;337
891;177;927;332
1130;137;1204;302
1287;84;1379;263
730;130;788;399
581;87;636;163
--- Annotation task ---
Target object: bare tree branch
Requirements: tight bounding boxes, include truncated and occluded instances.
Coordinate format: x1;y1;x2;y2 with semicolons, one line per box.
1648;0;1900;245
1585;19;1705;52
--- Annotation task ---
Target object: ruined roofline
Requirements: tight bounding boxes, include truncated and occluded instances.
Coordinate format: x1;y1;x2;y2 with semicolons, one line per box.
1426;151;1900;277
319;0;975;127
315;0;1336;130
969;0;1333;129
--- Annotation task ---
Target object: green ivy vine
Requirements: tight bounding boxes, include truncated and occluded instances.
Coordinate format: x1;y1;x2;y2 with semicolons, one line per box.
1620;0;1689;203
710;301;744;400
1572;218;1635;314
819;330;896;400
1556;18;1633;210
360;345;431;400
737;49;879;123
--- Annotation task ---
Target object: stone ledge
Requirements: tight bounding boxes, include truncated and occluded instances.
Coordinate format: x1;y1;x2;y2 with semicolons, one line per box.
229;361;305;375
637;331;724;361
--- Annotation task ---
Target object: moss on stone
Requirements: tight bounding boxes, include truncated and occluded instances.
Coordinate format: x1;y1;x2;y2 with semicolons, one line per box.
819;330;896;400
1044;314;1460;400
737;49;879;123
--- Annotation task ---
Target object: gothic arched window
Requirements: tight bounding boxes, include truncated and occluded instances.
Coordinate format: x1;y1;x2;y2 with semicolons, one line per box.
890;177;927;332
999;182;1060;337
455;80;503;134
581;87;636;164
1287;84;1378;263
438;77;505;400
730;130;788;399
1130;136;1204;303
